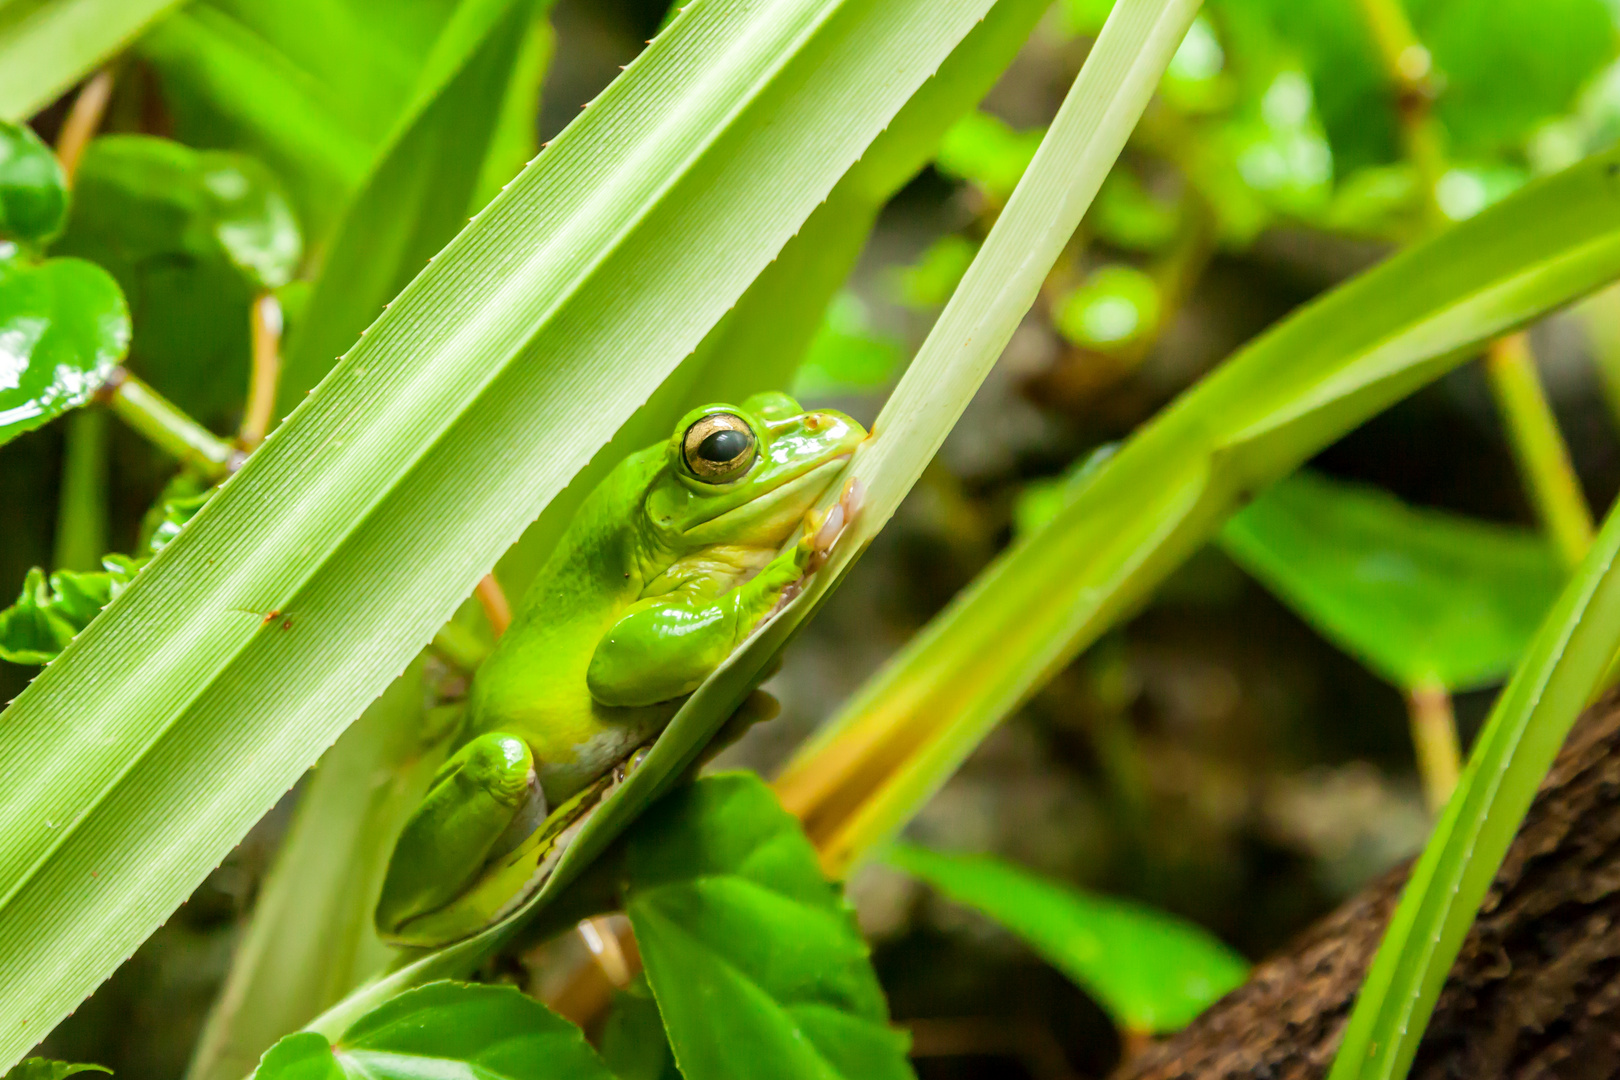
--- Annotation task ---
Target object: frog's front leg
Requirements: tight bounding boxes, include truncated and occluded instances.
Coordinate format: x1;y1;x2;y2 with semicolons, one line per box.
587;538;814;708
375;732;547;935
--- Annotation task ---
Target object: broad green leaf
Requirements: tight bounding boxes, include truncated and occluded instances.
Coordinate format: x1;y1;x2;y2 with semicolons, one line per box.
1415;0;1618;157
53;135;300;416
138;0;460;238
470;6;552;213
599;978;680;1080
0;0;1037;1064
1328;478;1620;1080
626;775;911;1080
777;144;1620;875
1051;264;1161;349
0;255;128;446
0;120;65;245
253;982;612;1080
1219;471;1564;690
0;0;184;121
886;843;1247;1032
275;0;550;411
2;1060;109;1080
306;0;1191;1036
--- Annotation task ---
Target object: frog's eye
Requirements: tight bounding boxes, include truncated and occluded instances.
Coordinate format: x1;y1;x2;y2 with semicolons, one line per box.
682;413;757;482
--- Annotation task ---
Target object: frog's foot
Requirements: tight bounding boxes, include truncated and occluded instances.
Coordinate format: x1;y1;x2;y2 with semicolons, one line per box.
375;732;544;936
807;476;863;573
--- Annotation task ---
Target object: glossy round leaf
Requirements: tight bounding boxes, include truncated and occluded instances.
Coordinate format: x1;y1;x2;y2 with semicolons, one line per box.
0;256;129;447
253;982;613;1080
0;121;67;246
53;135;301;417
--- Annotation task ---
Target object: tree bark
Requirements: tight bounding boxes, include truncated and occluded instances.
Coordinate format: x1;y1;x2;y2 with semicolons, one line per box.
1115;689;1620;1080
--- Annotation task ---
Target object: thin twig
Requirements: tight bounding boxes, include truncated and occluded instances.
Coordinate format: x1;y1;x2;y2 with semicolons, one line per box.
576;915;634;989
239;293;284;449
476;574;513;636
1406;680;1462;812
1353;0;1445;226
55;70;115;182
1484;332;1595;569
101;368;238;480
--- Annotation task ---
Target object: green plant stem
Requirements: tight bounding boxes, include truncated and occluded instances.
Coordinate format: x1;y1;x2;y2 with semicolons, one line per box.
1484;333;1595;569
1354;0;1445;226
103;369;235;480
52;408;109;573
1405;679;1461;812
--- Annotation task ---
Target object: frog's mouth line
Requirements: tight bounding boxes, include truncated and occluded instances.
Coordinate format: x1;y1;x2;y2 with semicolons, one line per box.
681;453;852;540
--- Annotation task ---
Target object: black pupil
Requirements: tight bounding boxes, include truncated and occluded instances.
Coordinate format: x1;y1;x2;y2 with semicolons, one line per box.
698;428;750;464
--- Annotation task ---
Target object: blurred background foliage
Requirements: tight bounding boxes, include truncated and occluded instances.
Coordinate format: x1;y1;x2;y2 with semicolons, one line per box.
8;0;1620;1075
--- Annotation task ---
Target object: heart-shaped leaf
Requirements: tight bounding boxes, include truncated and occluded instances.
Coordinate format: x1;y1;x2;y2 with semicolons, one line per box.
0;256;129;446
885;843;1247;1033
624;774;913;1080
253;982;612;1080
53;135;300;415
0;121;67;247
600;978;681;1080
1219;470;1565;691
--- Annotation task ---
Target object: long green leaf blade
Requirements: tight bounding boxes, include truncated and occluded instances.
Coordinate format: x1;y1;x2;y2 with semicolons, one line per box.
1327;472;1620;1080
0;0;1006;1063
303;0;1200;1032
0;0;185;120
274;0;548;408
776;146;1620;873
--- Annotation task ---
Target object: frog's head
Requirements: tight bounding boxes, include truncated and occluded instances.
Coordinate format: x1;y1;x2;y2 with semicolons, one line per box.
645;391;866;551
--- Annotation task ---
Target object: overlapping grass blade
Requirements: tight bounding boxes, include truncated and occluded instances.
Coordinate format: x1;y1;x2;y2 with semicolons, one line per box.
303;0;1200;1034
774;146;1620;875
1327;486;1620;1079
0;0;184;120
0;0;1009;1063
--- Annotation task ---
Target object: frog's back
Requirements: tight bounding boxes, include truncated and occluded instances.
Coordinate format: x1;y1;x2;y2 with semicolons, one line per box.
461;452;672;802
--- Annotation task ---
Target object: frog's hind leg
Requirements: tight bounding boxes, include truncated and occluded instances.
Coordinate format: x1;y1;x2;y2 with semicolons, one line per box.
375;732;548;936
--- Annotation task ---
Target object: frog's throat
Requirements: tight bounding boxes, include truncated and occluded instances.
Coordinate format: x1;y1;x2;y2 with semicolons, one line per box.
682;454;850;544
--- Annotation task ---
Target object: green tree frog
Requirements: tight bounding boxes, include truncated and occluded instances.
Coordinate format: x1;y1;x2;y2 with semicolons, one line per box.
375;392;865;946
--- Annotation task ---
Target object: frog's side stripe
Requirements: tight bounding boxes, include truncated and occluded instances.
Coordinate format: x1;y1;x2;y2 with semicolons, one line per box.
387;752;643;947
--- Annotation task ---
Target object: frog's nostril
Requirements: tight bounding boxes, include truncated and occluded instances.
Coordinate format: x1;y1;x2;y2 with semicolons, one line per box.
805;415;826;431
